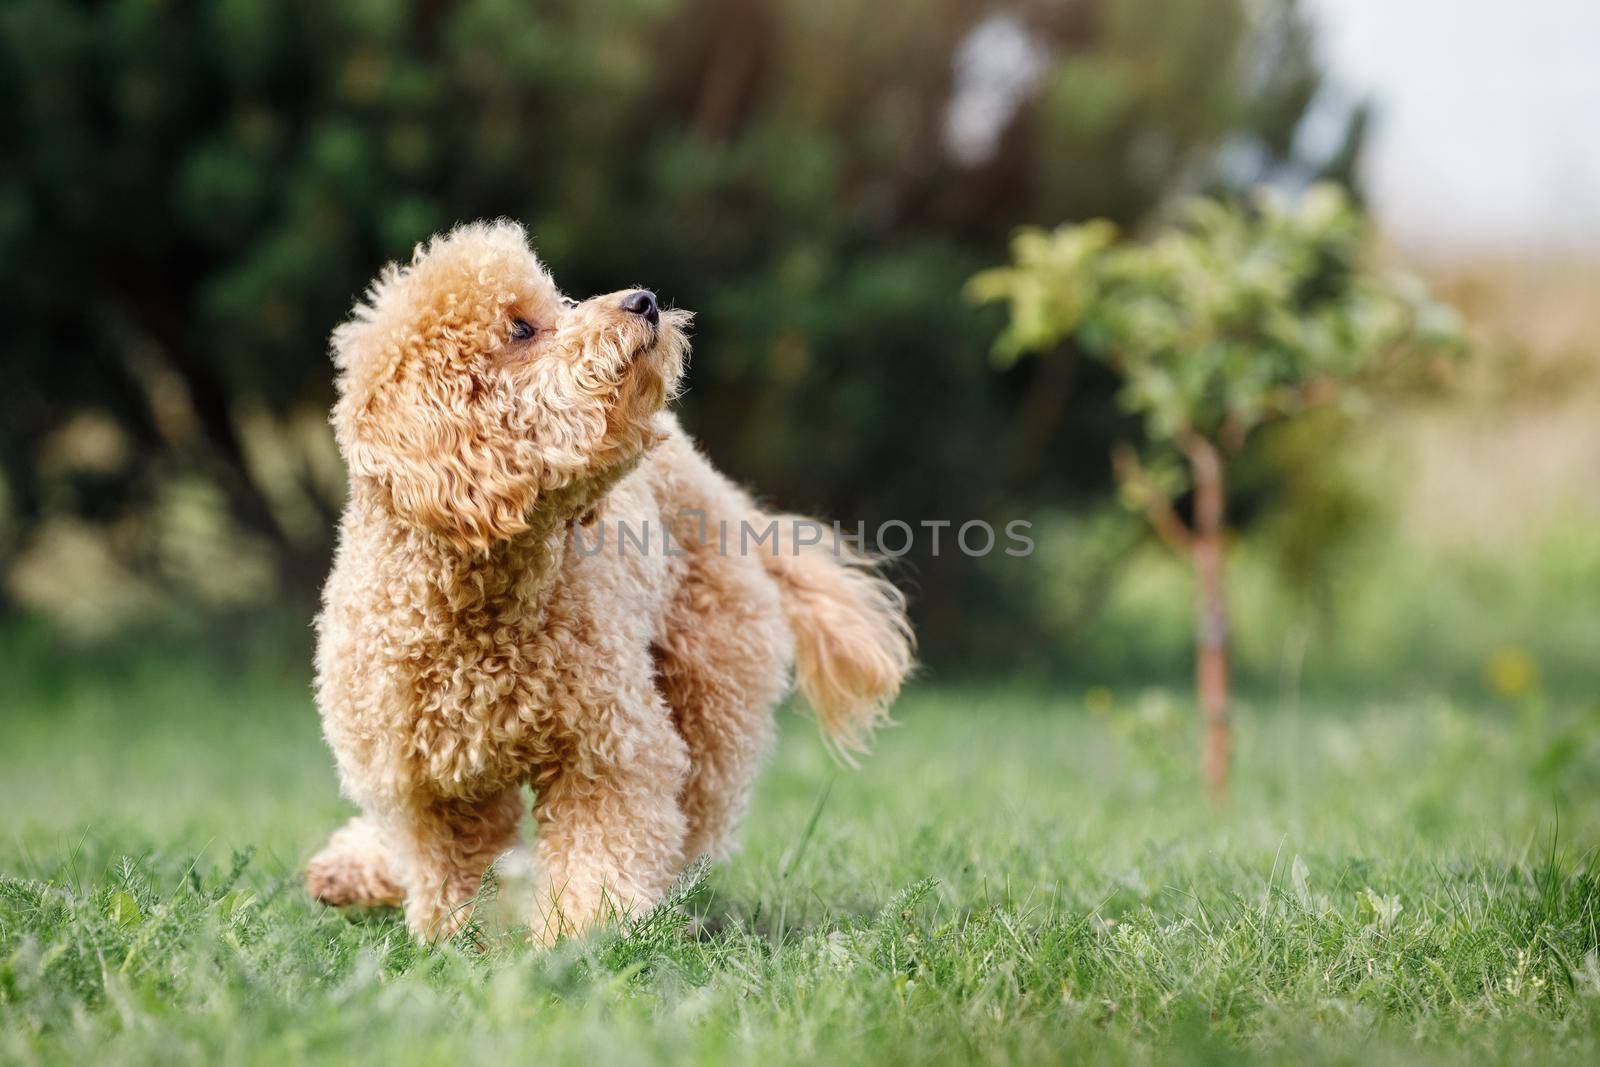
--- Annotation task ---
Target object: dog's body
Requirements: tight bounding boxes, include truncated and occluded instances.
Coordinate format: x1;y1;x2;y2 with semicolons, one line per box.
305;222;912;942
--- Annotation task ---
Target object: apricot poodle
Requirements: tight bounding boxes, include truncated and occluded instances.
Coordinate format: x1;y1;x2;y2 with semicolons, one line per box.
304;221;914;943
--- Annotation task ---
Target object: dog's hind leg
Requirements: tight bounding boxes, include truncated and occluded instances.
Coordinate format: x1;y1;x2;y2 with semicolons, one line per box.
654;549;793;862
305;814;403;909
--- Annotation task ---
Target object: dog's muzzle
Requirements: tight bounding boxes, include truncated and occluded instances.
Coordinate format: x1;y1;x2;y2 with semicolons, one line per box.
620;290;659;328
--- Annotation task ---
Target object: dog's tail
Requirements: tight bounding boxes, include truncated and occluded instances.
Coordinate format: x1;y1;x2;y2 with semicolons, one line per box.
759;518;915;761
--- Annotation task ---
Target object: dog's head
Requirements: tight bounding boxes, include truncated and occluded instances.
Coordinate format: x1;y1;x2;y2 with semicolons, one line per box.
330;221;690;552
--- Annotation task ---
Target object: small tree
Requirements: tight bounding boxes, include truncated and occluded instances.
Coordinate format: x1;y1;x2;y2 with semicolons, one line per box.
970;184;1461;801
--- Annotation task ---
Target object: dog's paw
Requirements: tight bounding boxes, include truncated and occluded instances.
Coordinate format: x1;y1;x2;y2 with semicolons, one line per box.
305;819;403;909
305;852;403;908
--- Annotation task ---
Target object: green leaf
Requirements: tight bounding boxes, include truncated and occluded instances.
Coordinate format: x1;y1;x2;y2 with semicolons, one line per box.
107;890;142;927
217;889;257;919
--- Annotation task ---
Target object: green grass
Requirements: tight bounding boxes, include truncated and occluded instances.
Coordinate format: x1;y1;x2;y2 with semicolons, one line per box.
2;650;1598;1065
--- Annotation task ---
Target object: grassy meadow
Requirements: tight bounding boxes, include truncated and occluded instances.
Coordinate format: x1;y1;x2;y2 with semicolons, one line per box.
2;637;1597;1065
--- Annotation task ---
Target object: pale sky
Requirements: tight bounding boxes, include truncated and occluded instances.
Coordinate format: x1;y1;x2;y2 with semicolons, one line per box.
1306;0;1600;254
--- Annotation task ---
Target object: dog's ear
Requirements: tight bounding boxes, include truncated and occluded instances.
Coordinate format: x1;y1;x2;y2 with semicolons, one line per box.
327;221;561;551
339;372;542;553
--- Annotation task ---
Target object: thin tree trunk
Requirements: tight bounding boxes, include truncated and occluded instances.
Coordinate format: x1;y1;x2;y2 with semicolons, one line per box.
1185;436;1231;803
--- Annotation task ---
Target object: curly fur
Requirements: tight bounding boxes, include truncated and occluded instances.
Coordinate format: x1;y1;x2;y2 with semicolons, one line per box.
305;221;914;943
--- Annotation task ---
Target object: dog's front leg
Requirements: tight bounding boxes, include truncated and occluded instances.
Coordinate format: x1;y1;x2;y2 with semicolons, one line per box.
525;703;691;945
383;788;525;942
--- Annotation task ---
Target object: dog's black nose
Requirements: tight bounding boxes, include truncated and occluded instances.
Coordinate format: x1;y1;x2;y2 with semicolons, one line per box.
621;289;659;326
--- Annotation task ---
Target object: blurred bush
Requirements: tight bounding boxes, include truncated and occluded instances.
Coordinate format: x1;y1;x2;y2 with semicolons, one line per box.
1;0;1357;660
1067;505;1600;699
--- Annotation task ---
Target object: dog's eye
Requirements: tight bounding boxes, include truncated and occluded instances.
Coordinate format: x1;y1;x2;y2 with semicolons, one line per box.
509;318;536;342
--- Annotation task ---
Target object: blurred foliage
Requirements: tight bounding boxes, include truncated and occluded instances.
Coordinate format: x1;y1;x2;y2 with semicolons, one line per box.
1059;506;1600;699
970;184;1463;453
969;185;1463;624
1;0;1357;661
